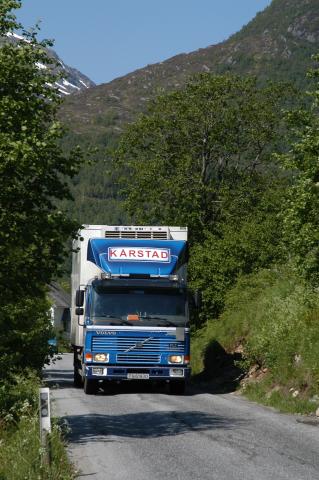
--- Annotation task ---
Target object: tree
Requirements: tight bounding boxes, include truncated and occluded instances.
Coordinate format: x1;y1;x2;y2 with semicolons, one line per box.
0;1;83;373
279;60;319;284
190;177;287;318
111;74;295;320
112;74;292;242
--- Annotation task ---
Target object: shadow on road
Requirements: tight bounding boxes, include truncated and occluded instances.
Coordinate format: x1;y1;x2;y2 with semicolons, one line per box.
44;369;74;390
63;410;242;444
44;341;245;395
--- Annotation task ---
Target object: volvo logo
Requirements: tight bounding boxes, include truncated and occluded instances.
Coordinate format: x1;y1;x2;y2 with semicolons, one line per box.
124;337;153;352
96;331;116;335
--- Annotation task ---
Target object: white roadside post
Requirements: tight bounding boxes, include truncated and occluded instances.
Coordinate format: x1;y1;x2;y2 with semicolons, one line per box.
39;387;51;464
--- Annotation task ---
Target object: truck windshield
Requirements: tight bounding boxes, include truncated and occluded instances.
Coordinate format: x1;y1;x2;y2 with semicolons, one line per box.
90;285;188;327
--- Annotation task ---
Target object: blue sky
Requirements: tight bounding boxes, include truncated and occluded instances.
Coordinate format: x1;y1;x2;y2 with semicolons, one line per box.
16;0;272;85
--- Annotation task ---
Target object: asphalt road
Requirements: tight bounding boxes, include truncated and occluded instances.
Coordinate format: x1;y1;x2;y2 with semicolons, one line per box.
46;354;319;480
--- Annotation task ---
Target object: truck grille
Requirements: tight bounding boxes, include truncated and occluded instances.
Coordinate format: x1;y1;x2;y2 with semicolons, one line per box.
91;336;184;353
116;353;161;363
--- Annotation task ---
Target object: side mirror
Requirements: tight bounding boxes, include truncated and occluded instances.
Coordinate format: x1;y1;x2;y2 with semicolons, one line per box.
194;290;202;310
75;289;84;307
75;307;84;316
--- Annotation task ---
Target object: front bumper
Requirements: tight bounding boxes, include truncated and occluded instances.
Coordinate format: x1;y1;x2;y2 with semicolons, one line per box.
85;364;191;381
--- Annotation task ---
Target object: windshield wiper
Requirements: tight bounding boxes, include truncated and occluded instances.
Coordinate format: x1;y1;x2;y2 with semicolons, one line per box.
104;317;136;326
93;315;132;326
139;316;176;327
93;315;122;319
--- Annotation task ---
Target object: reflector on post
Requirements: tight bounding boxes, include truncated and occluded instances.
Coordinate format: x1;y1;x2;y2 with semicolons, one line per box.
39;387;51;442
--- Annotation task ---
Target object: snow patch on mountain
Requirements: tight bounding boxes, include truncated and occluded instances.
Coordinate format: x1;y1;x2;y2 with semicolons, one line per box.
6;31;30;43
79;79;90;89
62;79;80;90
4;32;95;95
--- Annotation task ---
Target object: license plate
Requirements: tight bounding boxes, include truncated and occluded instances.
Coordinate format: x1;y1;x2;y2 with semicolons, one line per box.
127;373;149;380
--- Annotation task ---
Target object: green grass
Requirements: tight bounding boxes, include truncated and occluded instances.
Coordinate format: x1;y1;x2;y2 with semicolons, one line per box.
191;321;219;377
244;377;317;415
0;415;74;480
191;266;319;414
0;373;74;480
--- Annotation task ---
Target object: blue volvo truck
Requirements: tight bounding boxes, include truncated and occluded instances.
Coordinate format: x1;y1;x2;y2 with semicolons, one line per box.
71;225;191;394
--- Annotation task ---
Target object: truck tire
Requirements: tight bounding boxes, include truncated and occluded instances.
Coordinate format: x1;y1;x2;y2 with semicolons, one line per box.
169;380;186;395
84;377;98;395
74;368;83;388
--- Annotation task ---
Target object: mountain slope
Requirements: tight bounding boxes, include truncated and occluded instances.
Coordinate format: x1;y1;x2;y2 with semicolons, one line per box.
58;0;319;226
47;47;95;95
60;0;319;136
3;32;95;95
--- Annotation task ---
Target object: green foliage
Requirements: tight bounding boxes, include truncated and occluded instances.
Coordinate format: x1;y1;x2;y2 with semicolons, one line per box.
189;177;287;317
0;1;21;35
0;373;74;479
112;74;294;320
279;59;319;284
0;370;40;422
59;130;126;225
191;320;219;378
188;60;319;413
94;110;119;127
244;378;316;415
0;415;74;479
217;268;318;391
191;266;319;412
0;1;83;375
0;297;54;375
112;74;292;242
0;7;76;472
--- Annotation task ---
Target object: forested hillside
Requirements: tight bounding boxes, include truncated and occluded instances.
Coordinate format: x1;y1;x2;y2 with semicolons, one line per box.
61;0;319;134
59;0;319;225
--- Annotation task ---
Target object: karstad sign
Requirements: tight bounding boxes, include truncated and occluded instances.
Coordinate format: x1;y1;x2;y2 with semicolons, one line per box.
108;247;171;262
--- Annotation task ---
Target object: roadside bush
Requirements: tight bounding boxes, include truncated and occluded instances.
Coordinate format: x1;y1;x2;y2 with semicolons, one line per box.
191;321;219;377
189;180;286;321
0;371;40;424
0;415;74;480
191;266;319;410
0;373;74;479
223;267;319;391
0;297;54;378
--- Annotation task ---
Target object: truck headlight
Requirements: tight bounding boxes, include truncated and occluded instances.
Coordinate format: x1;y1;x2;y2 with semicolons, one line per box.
168;355;183;364
94;353;109;363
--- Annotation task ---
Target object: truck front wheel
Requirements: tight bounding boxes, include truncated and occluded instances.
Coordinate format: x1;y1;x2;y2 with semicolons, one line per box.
84;377;98;395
